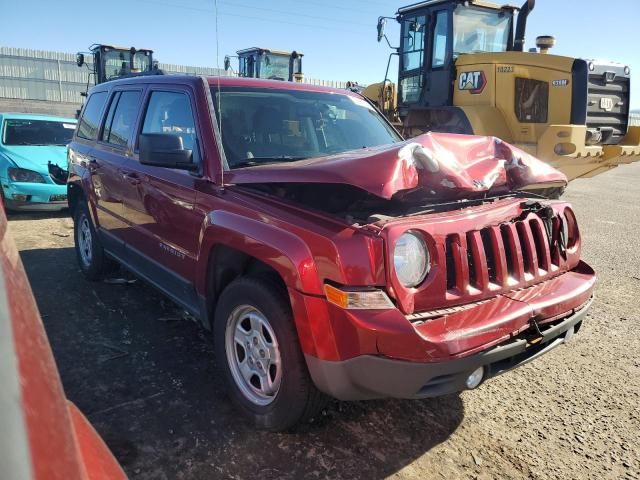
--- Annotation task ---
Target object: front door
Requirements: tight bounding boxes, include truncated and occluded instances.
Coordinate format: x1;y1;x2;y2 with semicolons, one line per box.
120;86;205;314
398;14;428;108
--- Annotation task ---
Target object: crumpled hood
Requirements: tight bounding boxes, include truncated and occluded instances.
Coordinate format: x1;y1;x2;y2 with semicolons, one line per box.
0;145;68;174
226;132;567;200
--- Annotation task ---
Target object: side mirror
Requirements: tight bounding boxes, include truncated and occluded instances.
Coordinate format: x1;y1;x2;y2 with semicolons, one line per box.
224;55;231;71
528;0;535;10
76;53;85;67
139;133;196;171
377;17;386;43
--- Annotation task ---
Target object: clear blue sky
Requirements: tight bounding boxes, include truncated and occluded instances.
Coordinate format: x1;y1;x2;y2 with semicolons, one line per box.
2;0;639;108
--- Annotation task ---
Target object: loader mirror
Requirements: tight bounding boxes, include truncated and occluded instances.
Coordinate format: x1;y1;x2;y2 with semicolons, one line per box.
377;17;386;42
76;53;85;67
224;55;231;71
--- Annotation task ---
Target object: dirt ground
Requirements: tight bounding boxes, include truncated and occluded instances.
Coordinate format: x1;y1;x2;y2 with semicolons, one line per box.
8;163;640;480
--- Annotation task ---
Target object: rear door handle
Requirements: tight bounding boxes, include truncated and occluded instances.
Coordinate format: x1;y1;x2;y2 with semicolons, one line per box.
86;156;100;170
121;170;141;186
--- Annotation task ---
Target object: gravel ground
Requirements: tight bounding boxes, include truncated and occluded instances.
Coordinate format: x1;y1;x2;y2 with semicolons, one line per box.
7;163;640;480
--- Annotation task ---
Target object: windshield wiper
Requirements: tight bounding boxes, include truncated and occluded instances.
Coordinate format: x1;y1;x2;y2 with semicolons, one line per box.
232;156;307;169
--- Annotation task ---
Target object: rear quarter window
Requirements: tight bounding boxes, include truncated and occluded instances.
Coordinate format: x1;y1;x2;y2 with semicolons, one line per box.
77;91;108;140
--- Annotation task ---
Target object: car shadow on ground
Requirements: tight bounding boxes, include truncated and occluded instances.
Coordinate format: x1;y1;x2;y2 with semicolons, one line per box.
20;246;465;480
6;209;70;221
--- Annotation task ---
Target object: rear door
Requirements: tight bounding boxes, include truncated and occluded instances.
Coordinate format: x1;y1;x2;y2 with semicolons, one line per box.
120;85;205;314
91;88;144;252
73;91;108;210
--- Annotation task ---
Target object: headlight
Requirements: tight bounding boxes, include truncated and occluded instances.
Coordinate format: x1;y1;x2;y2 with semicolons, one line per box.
394;231;430;288
8;167;45;183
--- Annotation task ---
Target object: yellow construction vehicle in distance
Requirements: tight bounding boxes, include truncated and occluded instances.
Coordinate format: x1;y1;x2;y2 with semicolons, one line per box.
224;48;304;82
367;0;640;180
76;44;157;88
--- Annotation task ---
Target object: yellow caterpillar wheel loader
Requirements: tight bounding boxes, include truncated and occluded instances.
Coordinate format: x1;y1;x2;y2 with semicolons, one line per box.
224;48;304;82
369;0;640;180
76;44;157;88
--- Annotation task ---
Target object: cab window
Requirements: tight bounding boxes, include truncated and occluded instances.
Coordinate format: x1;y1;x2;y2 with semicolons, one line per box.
431;11;449;68
402;16;426;72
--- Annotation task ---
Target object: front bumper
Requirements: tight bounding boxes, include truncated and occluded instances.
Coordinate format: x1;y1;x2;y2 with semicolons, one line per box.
306;297;592;401
533;125;640;181
2;180;67;211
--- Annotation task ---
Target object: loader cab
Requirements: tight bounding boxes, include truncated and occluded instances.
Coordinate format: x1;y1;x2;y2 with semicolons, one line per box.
76;44;155;85
233;48;304;82
392;0;516;111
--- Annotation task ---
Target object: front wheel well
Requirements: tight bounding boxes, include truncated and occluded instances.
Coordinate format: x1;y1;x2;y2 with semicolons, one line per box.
206;245;287;324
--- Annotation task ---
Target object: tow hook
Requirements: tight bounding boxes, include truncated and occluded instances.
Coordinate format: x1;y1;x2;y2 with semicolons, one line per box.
526;317;544;346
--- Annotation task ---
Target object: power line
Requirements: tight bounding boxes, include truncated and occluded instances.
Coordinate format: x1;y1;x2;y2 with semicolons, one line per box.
217;0;372;27
274;0;387;15
136;0;373;33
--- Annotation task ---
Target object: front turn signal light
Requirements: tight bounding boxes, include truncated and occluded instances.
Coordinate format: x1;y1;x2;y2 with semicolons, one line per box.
324;284;395;310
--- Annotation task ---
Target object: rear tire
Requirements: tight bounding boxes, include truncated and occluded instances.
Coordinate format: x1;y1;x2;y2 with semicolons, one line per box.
74;202;115;280
214;275;328;431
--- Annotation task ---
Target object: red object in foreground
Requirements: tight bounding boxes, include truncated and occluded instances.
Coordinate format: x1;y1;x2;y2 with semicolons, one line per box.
66;75;595;431
0;206;126;480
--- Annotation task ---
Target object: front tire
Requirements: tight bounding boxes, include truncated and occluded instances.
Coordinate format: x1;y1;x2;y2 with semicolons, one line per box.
214;276;327;431
74;202;114;280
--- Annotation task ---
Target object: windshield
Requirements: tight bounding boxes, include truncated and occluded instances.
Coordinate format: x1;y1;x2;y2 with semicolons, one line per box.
133;51;152;73
2;119;76;146
212;87;401;169
260;54;290;80
102;50;151;80
103;50;132;80
453;7;512;55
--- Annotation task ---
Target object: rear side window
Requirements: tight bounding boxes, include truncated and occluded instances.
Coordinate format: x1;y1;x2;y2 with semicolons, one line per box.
77;92;107;140
101;91;142;147
141;91;197;151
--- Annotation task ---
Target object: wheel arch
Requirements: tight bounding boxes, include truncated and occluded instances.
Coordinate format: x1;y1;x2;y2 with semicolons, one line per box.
196;210;323;329
67;180;85;215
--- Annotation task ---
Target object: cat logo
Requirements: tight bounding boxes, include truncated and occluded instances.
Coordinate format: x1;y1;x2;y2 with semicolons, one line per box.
458;71;486;94
600;97;614;111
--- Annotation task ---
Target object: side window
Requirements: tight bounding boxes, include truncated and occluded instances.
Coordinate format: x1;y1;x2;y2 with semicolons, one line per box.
77;91;107;140
101;92;120;144
101;90;142;147
402;16;426;71
141;91;197;152
431;11;449;68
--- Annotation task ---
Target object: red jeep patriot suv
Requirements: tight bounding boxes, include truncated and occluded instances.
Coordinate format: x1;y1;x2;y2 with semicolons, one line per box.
67;75;596;431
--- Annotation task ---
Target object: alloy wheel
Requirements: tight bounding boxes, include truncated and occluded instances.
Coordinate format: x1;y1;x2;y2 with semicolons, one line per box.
225;305;282;406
